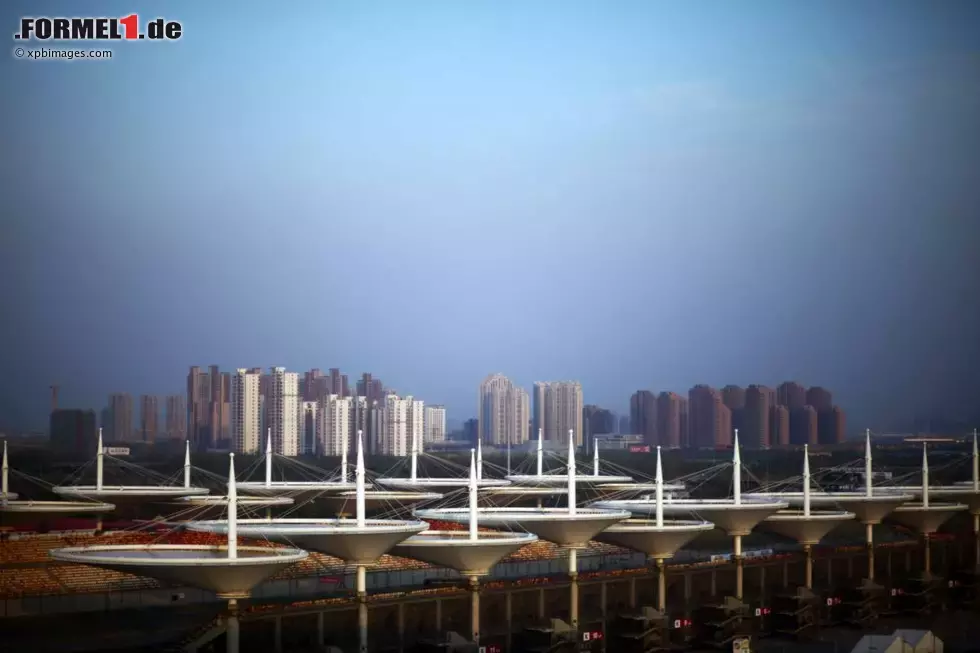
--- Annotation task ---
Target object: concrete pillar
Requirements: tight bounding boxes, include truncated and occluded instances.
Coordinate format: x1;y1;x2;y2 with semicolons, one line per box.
358;602;368;653
847;556;854;579
273;616;282;653
684;572;692;605
570;579;579;629
505;590;513;652
600;581;608;617
887;550;893;577
470;579;480;645
316;612;325;646
826;557;833;587
710;570;717;597
435;598;442;631
782;561;789;588
629;577;637;608
905;550;911;572
804;546;813;590
538;588;546;618
397;601;405;652
657;559;667;612
759;564;766;595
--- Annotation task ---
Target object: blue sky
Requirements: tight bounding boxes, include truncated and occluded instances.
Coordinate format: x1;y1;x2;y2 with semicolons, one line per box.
1;1;979;432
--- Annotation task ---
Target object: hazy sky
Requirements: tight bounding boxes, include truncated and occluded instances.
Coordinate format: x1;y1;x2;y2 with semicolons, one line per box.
2;1;979;433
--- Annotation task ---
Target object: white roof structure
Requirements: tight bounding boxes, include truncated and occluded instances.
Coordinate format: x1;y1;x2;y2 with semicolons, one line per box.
888;444;967;534
503;434;638;487
1;441;18;501
393;448;538;578
189;432;427;567
597;433;787;537
415;434;630;549
52;435;209;504
374;435;511;491
49;453;308;599
235;434;355;497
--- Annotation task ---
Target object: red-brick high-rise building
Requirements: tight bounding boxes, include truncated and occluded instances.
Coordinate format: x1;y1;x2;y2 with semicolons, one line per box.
689;385;732;448
819;405;846;444
657;392;684;448
722;385;746;435
743;385;773;448
806;387;833;413
630;390;658;445
777;381;807;411
770;405;790;446
790;406;819;445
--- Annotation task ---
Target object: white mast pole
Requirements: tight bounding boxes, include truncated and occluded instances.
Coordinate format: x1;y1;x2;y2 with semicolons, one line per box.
265;429;273;487
227;453;238;559
341;437;349;484
733;430;741;506
96;428;104;491
537;429;543;477
803;444;811;517
356;430;366;528
469;448;478;541
477;438;483;481
655;445;664;528
567;430;577;515
1;441;8;499
593;438;599;477
183;440;191;488
411;425;419;481
506;441;511;475
922;443;930;509
865;429;873;497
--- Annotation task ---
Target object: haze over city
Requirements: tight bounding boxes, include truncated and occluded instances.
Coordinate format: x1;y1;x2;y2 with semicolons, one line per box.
3;0;980;434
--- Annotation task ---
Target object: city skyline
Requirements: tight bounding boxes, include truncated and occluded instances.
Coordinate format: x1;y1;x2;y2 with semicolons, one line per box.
3;2;979;435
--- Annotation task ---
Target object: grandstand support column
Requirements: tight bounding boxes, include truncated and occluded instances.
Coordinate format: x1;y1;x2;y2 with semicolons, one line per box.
782;561;789;588
356;565;367;602
435;597;442;630
804;544;813;589
358;601;368;653
866;523;875;580
538;588;546;618
226;599;240;653
505;590;513;653
629;577;637;608
657;558;667;612
924;533;932;576
759;563;766;591
316;612;324;646
273;616;282;653
570;577;579;629
469;576;481;645
974;514;980;569
568;548;578;579
684;572;692;604
600;580;608;617
734;535;744;600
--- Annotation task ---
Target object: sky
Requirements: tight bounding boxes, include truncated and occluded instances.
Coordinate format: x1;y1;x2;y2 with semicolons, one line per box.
1;1;979;433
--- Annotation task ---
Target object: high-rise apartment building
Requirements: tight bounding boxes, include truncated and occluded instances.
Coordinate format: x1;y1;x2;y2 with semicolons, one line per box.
301;401;318;454
688;385;731;448
139;395;159;443
777;382;807;411
770;405;790;446
583;405;616;444
376;394;424;456
789;406;819;445
806;387;833;413
356;373;385;402
107;393;134;443
231;368;261;454
165;395;186;441
742;385;773;449
629;390;658;444
819;405;846;445
425;405;447;444
186;366;212;449
317;394;351;456
478;374;530;446
656;392;684;448
268;367;300;456
533;381;584;445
